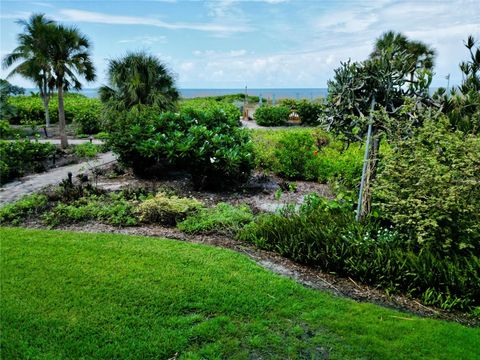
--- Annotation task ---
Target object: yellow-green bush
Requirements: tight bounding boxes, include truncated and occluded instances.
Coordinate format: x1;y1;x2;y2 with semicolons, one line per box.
136;192;203;225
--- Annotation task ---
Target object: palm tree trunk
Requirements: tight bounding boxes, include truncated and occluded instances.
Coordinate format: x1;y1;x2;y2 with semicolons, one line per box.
42;96;50;128
57;78;68;148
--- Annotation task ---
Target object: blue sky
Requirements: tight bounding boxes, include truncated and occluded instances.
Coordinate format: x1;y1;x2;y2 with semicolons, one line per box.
1;0;479;88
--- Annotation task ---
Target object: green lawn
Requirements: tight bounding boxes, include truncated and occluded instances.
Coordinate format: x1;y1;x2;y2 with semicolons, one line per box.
1;228;479;359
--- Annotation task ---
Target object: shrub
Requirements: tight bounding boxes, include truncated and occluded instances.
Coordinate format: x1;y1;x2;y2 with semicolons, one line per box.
0;139;56;184
7;94;102;126
136;192;203;225
106;105;254;189
251;128;363;188
280;99;324;125
178;203;253;235
73;143;100;159
239;194;480;311
254;105;290;126
179;99;241;125
374;116;480;254
0;194;48;225
0;120;13;139
73;103;102;134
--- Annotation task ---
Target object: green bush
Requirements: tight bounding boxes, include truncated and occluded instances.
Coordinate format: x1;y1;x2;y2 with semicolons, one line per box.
179;99;241;125
178;202;254;235
251;128;363;188
7;94;102;126
280;99;324;125
374;116;480;254
0;194;48;225
135;192;202;225
73;102;102;134
106;105;254;189
73;143;100;159
239;194;480;311
0;139;56;184
254;105;290;126
0;120;13;139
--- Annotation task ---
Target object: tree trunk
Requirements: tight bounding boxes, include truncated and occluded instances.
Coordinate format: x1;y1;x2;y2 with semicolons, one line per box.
360;135;380;219
57;78;68;149
42;96;50;128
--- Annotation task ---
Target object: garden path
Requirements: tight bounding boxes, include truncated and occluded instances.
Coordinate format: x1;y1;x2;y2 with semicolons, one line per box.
0;152;116;204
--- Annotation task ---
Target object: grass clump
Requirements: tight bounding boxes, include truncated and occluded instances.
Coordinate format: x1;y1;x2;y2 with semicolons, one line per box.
178;202;254;235
136;192;203;225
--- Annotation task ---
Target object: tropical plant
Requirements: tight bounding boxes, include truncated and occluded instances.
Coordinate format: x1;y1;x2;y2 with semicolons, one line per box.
254;105;290;126
47;24;96;148
2;14;56;128
99;51;179;111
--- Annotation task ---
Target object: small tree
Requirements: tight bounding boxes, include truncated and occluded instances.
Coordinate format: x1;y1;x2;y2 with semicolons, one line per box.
2;14;56;128
99;51;179;111
48;24;96;148
324;32;436;219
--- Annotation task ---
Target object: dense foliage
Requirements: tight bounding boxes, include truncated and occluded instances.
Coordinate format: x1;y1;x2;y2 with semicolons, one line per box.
106;104;253;189
100;51;179;111
254;105;290;126
280;99;324;125
239;195;480;311
374;116;480;254
252;129;363;188
7;93;101;129
0;139;56;183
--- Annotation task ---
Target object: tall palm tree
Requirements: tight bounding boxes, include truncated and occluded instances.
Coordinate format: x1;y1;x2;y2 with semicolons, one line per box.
2;14;56;127
99;51;179;111
371;30;436;83
47;24;96;148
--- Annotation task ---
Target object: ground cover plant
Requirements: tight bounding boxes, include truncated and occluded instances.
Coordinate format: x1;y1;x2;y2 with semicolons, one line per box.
178;202;254;235
239;194;480;312
1;227;479;359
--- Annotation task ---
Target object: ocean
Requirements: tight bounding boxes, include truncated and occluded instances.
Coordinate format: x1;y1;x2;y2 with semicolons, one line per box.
24;88;329;100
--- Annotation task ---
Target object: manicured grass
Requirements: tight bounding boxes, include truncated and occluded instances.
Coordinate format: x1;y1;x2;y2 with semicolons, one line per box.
1;227;479;359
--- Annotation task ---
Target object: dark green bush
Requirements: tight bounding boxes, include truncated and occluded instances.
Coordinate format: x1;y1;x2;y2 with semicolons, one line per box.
374;116;480;254
179;98;241;124
254;105;290;126
239;194;480;311
106;105;254;189
73;102;102;134
0;139;56;184
7;94;102;126
280;99;324;125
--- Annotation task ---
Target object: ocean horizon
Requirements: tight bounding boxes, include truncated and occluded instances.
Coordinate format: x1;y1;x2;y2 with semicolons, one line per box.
23;88;329;100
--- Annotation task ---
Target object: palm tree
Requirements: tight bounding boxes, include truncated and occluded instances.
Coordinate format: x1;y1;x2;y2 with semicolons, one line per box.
371;31;436;83
47;24;96;148
99;51;179;111
2;14;56;128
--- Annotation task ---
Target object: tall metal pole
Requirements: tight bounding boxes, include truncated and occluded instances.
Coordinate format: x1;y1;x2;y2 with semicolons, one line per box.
356;98;376;222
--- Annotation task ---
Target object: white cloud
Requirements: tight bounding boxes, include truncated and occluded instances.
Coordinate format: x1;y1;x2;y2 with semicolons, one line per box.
193;49;248;58
57;9;250;34
118;35;167;45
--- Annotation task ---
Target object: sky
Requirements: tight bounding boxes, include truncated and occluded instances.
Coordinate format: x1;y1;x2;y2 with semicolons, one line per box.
0;0;479;89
